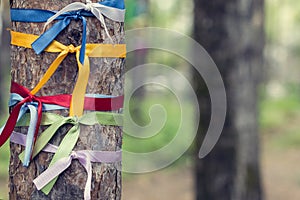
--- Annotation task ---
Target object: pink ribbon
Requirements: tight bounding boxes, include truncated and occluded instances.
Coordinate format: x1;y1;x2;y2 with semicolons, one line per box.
10;131;122;200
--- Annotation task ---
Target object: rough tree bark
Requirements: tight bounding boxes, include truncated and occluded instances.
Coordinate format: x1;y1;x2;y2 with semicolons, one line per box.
9;0;124;199
194;0;264;200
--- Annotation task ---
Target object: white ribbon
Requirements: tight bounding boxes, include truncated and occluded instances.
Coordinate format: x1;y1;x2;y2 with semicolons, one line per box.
33;150;121;200
33;151;93;200
44;0;125;43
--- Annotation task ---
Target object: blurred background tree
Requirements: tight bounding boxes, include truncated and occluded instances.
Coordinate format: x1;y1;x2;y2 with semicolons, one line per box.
193;0;264;199
0;0;10;116
0;1;10;197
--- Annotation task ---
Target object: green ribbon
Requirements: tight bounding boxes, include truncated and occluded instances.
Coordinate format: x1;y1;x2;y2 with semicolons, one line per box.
17;112;122;195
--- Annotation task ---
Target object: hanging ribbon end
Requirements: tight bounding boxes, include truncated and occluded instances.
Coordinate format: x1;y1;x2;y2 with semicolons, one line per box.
79;57;85;65
23;148;33;168
31;42;44;55
22;160;30;168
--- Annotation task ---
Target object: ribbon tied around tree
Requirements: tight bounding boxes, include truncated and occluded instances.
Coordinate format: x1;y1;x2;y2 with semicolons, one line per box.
16;111;123;196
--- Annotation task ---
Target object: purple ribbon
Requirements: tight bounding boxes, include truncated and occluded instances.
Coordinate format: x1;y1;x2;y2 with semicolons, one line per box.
10;131;122;200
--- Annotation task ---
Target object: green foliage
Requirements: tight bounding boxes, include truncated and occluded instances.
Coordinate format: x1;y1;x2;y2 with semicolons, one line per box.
266;0;300;44
259;93;300;130
0;118;9;200
260;87;300;149
0;117;9;177
272;128;300;148
123;93;194;154
0;141;9;179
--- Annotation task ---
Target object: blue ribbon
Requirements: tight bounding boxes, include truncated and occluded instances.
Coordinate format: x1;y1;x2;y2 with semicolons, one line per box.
31;11;87;64
10;9;56;22
10;9;94;22
100;0;125;9
23;104;38;167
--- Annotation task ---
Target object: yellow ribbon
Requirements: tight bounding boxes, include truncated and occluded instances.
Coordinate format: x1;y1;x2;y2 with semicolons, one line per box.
10;31;126;117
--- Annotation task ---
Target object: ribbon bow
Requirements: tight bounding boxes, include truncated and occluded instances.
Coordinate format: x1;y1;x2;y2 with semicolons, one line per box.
32;11;88;64
44;0;124;42
0;82;72;165
31;0;125;63
11;131;122;200
9;91;68;167
17;112;123;195
11;31;126;118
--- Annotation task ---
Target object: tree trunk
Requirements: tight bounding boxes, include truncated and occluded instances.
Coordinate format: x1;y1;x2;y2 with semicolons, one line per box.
0;0;10;116
194;0;264;200
9;0;124;199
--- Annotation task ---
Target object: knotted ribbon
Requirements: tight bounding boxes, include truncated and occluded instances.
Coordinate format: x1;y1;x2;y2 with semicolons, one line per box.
44;0;124;45
35;11;88;64
11;30;126;118
11;0;125;64
16;111;122;196
9;93;65;167
0;81;73;164
10;130;122;200
6;81;123;166
10;81;124;112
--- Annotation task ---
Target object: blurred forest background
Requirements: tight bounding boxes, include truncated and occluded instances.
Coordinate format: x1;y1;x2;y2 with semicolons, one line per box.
1;0;300;199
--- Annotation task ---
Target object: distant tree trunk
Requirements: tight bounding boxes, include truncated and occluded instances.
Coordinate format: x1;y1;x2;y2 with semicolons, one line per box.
0;1;4;114
194;0;264;200
9;0;124;199
0;0;10;115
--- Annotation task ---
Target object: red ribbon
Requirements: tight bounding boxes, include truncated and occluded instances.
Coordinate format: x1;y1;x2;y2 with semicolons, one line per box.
0;82;124;148
11;82;124;111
